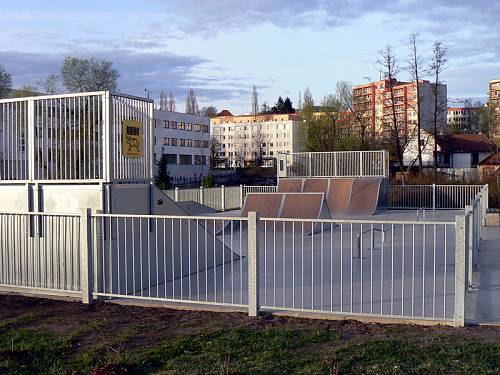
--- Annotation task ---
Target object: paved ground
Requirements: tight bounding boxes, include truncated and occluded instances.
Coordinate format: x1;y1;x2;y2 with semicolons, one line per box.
466;226;500;325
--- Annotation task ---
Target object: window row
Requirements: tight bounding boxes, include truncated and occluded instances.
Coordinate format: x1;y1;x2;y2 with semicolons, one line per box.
154;119;209;133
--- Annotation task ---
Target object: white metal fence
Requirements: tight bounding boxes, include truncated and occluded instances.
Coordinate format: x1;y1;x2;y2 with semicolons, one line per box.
0;205;483;326
91;213;248;308
0;92;154;183
0;211;81;296
258;217;457;323
388;184;486;210
164;185;243;211
285;150;389;178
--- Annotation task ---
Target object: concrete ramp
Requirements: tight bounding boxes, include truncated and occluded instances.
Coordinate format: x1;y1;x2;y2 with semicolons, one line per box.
345;177;382;215
277;178;303;192
327;178;354;215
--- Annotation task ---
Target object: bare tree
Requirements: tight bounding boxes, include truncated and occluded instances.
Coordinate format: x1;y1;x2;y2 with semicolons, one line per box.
0;64;12;98
336;80;369;146
251;84;259;117
200;105;218;117
297;90;302;112
429;42;449;170
37;73;60;94
405;33;425;171
185;88;199;115
159;90;166;110
377;44;405;172
167;91;176;112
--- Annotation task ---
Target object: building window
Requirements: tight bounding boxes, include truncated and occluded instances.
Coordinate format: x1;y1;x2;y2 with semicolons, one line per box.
202;125;209;133
194;124;202;132
165;153;177;164
163;120;169;128
179;139;186;147
163;137;169;145
154;119;157;127
186;123;193;131
186;139;193;147
202;140;209;148
195;140;202;148
171;138;177;146
179;154;192;165
179;122;185;130
171;121;177;129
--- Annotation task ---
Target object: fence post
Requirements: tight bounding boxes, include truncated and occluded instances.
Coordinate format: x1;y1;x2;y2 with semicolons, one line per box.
80;208;93;304
432;184;436;211
221;185;226;211
454;215;466;327
465;206;474;288
240;184;244;208
174;187;179;202
248;211;260;317
199;186;204;205
359;152;364;177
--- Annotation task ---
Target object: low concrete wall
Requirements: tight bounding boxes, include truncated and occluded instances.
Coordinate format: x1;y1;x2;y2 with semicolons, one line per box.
485;212;500;226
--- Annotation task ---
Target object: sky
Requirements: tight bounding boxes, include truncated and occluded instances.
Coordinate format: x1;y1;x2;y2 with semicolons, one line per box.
1;0;499;114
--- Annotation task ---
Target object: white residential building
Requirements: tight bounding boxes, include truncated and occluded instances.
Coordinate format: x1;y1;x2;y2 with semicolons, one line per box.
153;110;210;182
210;113;304;167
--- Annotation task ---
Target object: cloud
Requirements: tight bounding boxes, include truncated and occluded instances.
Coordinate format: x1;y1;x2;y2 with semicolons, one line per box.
0;50;249;105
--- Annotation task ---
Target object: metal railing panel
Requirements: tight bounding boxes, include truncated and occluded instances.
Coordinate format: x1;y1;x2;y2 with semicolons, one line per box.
0;212;81;292
286;150;388;178
91;213;248;308
259;217;456;322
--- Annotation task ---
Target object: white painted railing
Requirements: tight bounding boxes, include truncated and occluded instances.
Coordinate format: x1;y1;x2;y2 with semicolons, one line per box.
164;185;243;211
388;184;486;210
0;92;154;183
284;150;389;178
0;207;478;326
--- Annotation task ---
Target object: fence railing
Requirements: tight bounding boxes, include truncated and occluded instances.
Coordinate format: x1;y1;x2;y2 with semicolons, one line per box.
388;184;486;210
283;150;389;178
0;92;154;183
91;213;248;307
0;211;81;296
164;185;243;211
0;206;480;326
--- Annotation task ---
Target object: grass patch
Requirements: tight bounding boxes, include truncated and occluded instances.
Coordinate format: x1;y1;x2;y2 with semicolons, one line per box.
0;329;73;374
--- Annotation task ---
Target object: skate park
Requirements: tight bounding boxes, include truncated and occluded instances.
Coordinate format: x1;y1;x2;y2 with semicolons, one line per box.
0;91;497;327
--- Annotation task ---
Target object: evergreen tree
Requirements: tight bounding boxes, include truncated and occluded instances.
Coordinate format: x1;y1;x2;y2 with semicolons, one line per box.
155;154;171;189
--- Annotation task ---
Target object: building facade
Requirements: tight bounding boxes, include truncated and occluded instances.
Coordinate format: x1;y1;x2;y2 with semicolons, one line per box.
153;110;210;183
210;113;304;167
353;79;447;139
489;79;500;142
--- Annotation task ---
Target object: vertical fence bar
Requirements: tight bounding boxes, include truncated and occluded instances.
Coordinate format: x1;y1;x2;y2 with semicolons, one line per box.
248;211;260;316
454;215;466;327
80;208;93;304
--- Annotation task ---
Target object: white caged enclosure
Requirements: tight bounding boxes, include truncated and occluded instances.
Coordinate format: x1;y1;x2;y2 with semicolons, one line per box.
0;91;154;183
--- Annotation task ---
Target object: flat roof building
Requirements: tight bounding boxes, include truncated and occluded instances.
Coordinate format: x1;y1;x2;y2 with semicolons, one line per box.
153;110;210;184
489;79;500;142
353;79;447;140
210;113;304;168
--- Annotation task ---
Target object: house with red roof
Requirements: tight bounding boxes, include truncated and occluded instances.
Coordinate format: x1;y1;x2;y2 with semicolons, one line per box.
403;130;497;168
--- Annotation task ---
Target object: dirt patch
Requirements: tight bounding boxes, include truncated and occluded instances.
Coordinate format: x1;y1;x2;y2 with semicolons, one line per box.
1;294;500;365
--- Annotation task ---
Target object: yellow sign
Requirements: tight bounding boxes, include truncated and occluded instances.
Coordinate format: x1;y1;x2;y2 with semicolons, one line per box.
122;120;143;157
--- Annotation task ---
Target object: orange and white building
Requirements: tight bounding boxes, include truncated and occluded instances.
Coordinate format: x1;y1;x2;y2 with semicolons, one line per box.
489;79;500;141
353;79;447;139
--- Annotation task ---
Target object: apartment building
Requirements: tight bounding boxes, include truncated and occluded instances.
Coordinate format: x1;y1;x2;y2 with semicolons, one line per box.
489;79;500;142
353;79;447;139
153;110;210;181
447;107;480;133
210;113;304;167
